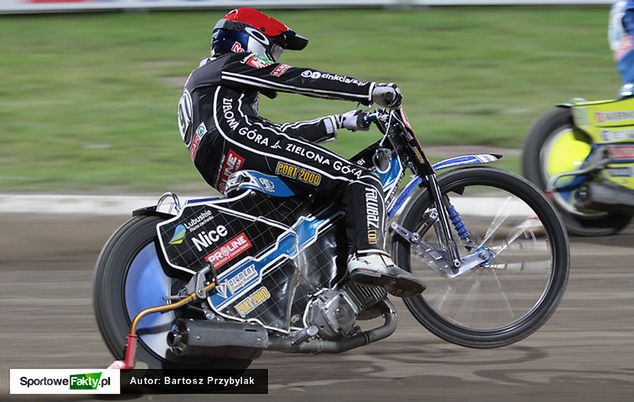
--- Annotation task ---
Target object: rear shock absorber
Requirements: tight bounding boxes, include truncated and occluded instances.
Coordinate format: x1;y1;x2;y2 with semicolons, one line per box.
446;202;471;242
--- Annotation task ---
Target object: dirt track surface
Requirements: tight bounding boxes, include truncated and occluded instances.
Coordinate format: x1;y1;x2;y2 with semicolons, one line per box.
1;214;633;401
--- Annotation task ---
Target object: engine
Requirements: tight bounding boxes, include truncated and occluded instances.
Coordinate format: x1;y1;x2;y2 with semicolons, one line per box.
305;282;387;340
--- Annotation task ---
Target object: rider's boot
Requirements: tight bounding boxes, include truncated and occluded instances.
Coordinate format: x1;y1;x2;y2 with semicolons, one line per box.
619;82;634;98
348;252;426;297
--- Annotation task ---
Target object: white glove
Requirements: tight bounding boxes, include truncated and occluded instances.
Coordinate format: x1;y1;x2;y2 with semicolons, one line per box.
338;110;370;132
372;83;402;108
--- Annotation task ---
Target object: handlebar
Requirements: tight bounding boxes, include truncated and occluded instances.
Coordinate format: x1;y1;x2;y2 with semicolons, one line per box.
359;107;432;176
360;107;410;136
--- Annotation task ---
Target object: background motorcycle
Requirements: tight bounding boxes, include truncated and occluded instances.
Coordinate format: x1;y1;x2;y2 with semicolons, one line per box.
522;97;634;236
94;107;570;370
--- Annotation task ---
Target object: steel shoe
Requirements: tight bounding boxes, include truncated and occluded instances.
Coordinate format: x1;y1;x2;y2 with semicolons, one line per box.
348;253;425;297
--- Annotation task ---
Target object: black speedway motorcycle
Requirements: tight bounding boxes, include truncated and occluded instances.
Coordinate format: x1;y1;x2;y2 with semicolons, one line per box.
94;107;570;370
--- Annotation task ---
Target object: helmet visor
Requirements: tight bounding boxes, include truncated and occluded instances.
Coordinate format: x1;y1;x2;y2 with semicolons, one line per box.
282;30;308;50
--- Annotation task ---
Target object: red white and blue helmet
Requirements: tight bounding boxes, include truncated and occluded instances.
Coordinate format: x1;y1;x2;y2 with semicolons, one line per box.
211;8;308;62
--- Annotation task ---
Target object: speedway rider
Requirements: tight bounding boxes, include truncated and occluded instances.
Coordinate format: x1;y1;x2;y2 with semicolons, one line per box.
610;0;634;96
177;8;425;297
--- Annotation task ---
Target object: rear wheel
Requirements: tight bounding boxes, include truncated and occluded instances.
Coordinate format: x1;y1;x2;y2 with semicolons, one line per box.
93;215;252;369
393;168;569;348
522;106;631;236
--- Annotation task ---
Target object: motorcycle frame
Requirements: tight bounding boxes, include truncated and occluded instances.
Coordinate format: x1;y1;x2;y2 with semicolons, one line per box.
116;107;502;368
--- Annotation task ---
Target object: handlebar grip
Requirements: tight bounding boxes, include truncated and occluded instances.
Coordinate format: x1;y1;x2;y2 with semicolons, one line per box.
361;112;378;128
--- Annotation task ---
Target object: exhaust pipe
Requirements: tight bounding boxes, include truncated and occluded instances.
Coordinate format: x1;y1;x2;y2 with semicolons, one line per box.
577;180;634;214
267;299;398;354
168;319;268;360
168;298;397;357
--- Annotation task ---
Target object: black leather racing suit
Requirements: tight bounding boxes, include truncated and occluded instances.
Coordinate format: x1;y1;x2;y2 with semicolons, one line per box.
177;51;386;255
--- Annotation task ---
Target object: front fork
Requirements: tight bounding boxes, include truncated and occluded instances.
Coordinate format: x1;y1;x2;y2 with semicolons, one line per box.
425;174;462;271
391;174;489;278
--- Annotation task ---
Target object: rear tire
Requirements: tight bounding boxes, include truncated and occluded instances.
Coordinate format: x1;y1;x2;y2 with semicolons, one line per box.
93;215;252;369
522;106;631;236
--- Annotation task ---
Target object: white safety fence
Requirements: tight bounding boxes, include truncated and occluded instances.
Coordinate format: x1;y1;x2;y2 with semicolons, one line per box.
0;193;532;217
0;0;614;14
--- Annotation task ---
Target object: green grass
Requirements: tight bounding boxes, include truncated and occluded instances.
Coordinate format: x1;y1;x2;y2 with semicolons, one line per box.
0;7;619;192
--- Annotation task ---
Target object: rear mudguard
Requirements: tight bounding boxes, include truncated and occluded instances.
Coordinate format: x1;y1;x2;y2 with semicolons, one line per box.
132;205;175;219
387;153;502;219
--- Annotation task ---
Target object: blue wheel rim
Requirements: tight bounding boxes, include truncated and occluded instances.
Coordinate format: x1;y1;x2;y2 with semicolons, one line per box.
124;242;175;359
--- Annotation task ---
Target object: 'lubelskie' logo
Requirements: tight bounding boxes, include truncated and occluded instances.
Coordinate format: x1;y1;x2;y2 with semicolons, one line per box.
69;372;103;390
168;224;186;245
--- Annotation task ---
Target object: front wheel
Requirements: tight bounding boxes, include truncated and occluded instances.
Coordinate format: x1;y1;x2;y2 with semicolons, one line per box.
392;168;570;348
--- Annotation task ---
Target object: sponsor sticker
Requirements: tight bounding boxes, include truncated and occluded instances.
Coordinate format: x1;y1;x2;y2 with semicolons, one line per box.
214;264;257;299
215;282;229;298
222;97;240;130
168;210;217;247
168;224;186;245
275;161;298;179
191;225;229;253
270;64;290;77
184;209;214;232
259;178;275;191
218;150;246;192
274;161;322;186
196;122;207;138
609;167;634;177
234;286;271;318
300;70;367;86
189;133;201;160
244;54;273;69
237;126;272;146
205;232;253;270
282;143;363;178
227;264;257;294
296;168;321;186
365;187;381;245
601;128;634;142
595;110;634;124
231;41;245;53
367;230;378;245
607;145;634;160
